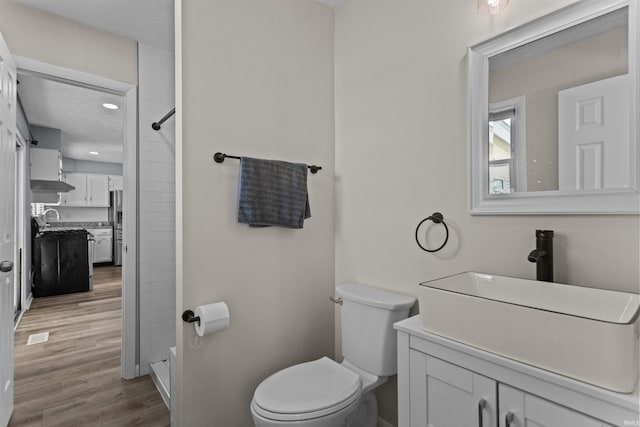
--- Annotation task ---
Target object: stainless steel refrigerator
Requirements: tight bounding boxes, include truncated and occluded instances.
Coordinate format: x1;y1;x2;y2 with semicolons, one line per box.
109;190;123;266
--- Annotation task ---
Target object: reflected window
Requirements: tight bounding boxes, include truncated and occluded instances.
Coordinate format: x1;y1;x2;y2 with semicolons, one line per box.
489;111;514;194
488;96;525;194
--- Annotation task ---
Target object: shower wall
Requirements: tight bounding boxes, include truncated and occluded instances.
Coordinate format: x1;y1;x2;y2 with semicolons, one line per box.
138;43;176;374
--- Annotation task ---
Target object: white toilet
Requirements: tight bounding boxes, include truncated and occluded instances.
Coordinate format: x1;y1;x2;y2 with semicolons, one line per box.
251;284;416;427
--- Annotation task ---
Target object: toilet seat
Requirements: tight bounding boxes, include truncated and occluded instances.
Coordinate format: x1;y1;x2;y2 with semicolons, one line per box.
252;357;362;422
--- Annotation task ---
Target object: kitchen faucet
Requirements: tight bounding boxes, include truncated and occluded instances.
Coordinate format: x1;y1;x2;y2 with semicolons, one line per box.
528;230;554;282
42;208;60;223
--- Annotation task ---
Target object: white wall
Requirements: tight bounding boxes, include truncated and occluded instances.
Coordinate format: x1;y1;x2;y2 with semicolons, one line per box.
138;43;176;374
51;207;109;223
334;0;640;424
31;126;61;150
63;158;123;175
0;0;137;85
177;0;335;424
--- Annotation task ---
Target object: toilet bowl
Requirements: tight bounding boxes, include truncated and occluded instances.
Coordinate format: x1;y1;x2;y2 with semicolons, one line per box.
250;284;416;427
251;357;382;427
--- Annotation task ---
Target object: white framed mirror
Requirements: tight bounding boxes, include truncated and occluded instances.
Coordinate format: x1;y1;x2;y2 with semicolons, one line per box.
468;0;639;214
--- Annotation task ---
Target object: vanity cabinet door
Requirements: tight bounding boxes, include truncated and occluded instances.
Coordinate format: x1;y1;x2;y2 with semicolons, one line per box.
409;350;497;427
498;384;608;427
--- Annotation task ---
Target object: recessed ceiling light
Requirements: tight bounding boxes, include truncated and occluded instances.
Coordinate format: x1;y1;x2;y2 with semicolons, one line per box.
102;103;119;110
89;151;99;155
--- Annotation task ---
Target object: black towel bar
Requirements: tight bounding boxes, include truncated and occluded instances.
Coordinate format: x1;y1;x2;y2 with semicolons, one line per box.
213;152;322;174
152;108;176;130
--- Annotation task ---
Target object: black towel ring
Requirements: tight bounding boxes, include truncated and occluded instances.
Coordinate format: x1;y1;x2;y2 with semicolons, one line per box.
415;212;449;253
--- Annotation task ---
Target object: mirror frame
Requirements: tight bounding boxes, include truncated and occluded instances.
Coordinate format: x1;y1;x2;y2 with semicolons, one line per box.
468;0;639;215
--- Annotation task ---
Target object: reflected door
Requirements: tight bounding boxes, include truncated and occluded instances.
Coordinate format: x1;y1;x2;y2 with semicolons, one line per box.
558;74;629;191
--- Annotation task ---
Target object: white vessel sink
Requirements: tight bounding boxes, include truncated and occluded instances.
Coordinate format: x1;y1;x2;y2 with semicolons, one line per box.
419;272;640;393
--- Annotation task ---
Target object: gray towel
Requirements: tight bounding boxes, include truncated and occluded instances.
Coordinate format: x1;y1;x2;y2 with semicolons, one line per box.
237;156;311;229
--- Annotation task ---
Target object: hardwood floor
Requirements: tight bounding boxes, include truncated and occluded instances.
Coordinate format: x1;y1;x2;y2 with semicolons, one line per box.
10;266;169;427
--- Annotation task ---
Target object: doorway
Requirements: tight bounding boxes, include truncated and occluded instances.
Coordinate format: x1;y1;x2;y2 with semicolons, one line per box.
13;134;25;325
15;56;138;379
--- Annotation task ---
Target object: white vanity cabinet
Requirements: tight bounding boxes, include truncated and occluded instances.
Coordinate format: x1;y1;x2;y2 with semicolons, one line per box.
409;350;496;427
396;316;638;427
498;384;614;427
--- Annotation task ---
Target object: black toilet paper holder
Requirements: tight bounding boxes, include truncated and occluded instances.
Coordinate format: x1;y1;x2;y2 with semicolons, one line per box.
182;310;201;325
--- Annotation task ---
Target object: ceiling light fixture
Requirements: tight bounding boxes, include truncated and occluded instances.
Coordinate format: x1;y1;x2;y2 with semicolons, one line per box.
89;151;100;155
478;0;510;15
102;103;119;110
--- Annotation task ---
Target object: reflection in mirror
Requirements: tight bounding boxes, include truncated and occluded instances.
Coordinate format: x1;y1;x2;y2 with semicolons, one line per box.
489;115;513;194
488;7;628;193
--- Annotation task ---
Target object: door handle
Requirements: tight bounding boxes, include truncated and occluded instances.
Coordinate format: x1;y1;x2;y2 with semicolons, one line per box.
505;411;515;427
0;260;14;273
478;399;487;427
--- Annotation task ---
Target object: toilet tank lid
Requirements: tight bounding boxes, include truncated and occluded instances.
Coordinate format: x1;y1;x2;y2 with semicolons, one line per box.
337;284;416;310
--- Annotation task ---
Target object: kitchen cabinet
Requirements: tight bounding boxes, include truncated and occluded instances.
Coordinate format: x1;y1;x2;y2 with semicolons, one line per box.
108;175;123;191
61;173;87;206
30;148;61;181
87;228;113;263
33;230;90;297
396;316;638;427
88;174;109;206
61;173;109;207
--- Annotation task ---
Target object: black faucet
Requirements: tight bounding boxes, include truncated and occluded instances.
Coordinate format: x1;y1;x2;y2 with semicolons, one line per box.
528;230;554;282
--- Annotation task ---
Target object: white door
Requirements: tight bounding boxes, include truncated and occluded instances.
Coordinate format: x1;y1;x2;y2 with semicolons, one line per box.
0;32;17;427
558;74;630;191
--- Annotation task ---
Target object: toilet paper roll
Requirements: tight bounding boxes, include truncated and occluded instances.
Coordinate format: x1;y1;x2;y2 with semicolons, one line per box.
194;302;230;337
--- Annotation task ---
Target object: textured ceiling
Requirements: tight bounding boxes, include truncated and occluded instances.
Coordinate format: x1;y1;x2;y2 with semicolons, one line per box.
18;73;124;164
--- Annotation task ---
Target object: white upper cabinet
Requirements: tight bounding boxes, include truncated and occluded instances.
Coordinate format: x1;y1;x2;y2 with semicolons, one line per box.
30;148;61;181
87;174;109;206
61;173;87;206
61;173;109;207
108;175;123;191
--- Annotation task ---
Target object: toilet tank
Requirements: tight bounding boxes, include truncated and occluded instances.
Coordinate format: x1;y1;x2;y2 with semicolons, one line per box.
337;284;415;376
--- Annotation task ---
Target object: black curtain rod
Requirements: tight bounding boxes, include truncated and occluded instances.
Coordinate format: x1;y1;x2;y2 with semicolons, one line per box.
151;107;176;130
213;152;322;174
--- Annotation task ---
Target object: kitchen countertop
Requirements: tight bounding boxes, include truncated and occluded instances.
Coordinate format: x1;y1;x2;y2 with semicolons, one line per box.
46;221;113;229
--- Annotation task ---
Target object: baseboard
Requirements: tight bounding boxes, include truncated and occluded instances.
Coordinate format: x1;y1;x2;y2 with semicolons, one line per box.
13;311;24;331
25;293;33;310
14;293;34;331
139;364;150;376
378;417;395;427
